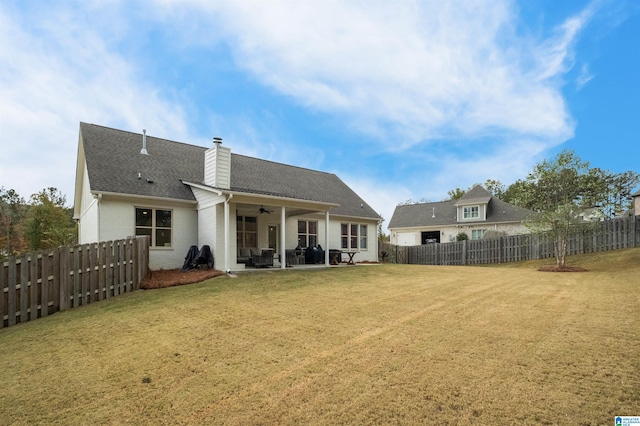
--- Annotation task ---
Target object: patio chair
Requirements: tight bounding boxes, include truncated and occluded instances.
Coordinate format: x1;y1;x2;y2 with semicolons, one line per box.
252;249;274;268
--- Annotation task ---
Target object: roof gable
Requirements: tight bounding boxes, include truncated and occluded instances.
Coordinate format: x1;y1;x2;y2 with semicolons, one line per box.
454;185;492;206
78;122;381;219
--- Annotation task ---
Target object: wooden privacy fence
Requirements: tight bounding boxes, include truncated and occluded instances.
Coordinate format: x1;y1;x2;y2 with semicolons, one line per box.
1;236;150;329
381;215;639;266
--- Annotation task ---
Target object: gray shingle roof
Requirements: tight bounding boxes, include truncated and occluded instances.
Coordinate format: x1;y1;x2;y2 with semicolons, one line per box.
388;187;533;228
80;122;381;220
454;185;492;206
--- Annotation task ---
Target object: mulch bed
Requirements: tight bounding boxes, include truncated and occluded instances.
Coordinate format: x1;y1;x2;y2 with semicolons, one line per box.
537;265;588;272
141;268;225;289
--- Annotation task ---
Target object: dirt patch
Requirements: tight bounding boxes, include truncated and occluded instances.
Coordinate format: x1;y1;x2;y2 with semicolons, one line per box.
141;268;224;289
537;265;588;272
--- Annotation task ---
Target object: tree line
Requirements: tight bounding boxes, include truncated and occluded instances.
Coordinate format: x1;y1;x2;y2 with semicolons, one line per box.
0;187;76;260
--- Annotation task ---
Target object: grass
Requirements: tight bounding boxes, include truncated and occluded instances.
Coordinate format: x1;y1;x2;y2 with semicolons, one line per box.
1;249;639;425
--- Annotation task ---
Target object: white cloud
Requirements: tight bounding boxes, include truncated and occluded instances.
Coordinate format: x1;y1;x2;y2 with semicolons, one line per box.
0;3;193;202
576;63;594;89
166;0;587;149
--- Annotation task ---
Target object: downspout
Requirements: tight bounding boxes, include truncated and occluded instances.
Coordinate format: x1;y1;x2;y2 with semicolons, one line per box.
95;193;102;242
224;193;233;273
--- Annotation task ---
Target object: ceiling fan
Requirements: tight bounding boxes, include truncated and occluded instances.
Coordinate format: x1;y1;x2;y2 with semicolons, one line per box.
256;205;274;214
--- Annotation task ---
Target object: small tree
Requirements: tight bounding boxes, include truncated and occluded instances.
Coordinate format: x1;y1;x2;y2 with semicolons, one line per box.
483;179;506;198
511;149;638;267
525;204;586;267
456;232;468;241
0;187;27;257
23;188;76;251
447;188;467;200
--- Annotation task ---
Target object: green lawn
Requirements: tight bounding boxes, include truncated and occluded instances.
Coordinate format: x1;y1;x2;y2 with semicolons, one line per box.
1;249;639;425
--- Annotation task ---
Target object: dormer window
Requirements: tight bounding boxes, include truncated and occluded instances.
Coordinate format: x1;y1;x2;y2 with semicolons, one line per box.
463;206;479;219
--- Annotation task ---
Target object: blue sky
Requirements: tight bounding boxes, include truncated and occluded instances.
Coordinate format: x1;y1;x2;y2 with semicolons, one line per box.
1;0;638;229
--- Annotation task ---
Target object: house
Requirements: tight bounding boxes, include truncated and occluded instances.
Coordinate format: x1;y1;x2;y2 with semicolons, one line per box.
388;185;533;246
73;123;382;271
633;188;640;216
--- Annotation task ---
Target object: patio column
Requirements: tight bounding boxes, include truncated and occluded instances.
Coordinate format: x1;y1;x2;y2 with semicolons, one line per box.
281;207;286;269
325;210;330;266
224;194;233;273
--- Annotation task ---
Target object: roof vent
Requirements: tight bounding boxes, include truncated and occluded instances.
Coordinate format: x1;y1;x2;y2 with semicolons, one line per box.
432;207;436;219
213;137;222;145
140;129;149;155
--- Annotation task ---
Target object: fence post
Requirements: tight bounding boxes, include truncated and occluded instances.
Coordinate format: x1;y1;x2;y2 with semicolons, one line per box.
42;251;49;318
59;247;69;312
8;258;16;326
132;238;139;291
89;243;97;303
106;241;113;298
461;240;467;265
97;242;105;301
30;252;38;321
125;238;132;292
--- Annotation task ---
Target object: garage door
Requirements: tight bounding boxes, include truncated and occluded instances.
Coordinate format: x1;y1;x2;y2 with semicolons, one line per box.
396;232;417;246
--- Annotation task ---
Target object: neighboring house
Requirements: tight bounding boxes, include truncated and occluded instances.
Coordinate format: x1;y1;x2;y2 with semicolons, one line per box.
388;185;533;246
73;123;382;271
578;207;605;222
633;189;640;216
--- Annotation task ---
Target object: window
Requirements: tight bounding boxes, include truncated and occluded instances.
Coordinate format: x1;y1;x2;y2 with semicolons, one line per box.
298;220;317;247
237;216;257;248
463;206;479;219
136;208;172;247
472;229;485;240
341;222;368;250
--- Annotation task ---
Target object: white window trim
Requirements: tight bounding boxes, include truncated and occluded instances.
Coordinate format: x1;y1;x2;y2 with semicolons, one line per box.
463;205;480;220
341;222;368;251
135;207;173;249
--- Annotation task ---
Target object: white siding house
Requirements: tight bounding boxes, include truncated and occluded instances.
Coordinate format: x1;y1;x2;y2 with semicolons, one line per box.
388;186;533;246
73;123;382;271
